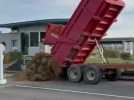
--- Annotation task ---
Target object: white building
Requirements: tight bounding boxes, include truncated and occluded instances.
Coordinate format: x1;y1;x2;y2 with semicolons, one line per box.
0;19;134;55
0;19;67;55
102;37;134;55
0;33;21;53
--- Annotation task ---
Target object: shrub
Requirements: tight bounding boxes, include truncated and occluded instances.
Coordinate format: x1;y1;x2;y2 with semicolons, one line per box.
103;49;120;58
9;52;23;61
4;52;23;64
120;52;131;60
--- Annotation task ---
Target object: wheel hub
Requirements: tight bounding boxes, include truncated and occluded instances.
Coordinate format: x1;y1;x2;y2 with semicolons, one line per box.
70;70;78;79
86;70;96;80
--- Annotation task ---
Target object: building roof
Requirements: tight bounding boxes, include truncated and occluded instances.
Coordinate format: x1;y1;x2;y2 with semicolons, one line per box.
103;37;134;42
0;19;68;28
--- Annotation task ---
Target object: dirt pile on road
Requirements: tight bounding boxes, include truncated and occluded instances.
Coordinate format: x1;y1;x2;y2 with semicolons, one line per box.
25;52;61;81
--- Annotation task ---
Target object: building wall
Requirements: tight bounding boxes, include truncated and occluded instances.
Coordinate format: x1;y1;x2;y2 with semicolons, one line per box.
17;25;47;55
0;25;48;55
123;41;134;55
102;41;134;55
0;33;21;52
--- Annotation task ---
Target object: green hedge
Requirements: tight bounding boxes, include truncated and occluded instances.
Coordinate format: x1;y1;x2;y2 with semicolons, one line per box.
103;49;120;58
120;52;131;60
6;52;23;61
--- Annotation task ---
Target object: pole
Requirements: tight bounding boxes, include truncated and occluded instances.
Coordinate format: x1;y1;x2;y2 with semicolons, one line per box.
0;43;7;84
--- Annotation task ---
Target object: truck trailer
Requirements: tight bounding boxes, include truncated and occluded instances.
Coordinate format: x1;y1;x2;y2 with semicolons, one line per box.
27;0;126;84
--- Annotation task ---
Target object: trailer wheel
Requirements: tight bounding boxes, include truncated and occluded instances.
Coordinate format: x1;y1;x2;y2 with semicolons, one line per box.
105;69;121;81
67;65;82;82
83;65;102;84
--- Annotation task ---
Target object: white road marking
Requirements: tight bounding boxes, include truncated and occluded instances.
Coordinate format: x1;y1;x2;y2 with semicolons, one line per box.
16;84;134;99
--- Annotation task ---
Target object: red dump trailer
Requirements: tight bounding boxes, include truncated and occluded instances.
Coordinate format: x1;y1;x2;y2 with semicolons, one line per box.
43;0;125;84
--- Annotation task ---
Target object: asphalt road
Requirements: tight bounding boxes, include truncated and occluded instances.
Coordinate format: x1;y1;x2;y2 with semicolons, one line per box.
0;80;134;100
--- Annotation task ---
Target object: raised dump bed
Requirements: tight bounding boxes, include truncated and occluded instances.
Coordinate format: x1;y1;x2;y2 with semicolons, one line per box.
45;0;124;65
43;0;125;84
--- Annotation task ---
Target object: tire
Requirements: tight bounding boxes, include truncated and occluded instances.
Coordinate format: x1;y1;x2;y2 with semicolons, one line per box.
83;65;102;84
67;65;82;82
105;69;121;81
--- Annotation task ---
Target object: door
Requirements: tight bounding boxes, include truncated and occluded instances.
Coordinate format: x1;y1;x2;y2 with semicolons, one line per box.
21;33;29;54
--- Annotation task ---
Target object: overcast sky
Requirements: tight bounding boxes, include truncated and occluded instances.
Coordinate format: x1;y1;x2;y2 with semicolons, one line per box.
0;0;133;37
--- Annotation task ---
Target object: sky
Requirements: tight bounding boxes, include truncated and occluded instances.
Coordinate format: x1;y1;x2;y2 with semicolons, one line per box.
0;0;133;37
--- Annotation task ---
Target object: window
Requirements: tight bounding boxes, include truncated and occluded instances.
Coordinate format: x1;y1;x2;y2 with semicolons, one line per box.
40;32;46;42
11;40;17;47
30;32;39;47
